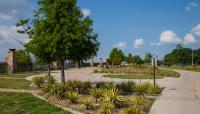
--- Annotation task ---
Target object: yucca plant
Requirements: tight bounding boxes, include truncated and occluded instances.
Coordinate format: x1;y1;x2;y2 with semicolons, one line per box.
134;84;148;97
66;91;79;103
46;75;56;84
89;88;104;103
96;82;115;89
101;88;125;107
49;83;67;99
123;96;148;114
116;81;135;94
79;96;95;110
32;76;45;88
148;84;161;95
99;102;115;114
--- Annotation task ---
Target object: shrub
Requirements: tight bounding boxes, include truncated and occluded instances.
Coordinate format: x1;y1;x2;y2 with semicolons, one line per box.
46;75;56;84
122;96;148;114
66;91;79;103
32;76;45;88
99;102;115;114
49;83;67;99
41;83;51;94
65;80;92;94
116;81;135;94
185;65;200;71
101;88;125;107
89;88;104;103
148;84;161;95
79;96;95;110
96;82;115;89
134;84;148;97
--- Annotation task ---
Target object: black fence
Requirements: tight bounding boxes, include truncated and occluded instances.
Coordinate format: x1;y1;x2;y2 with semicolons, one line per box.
0;62;6;73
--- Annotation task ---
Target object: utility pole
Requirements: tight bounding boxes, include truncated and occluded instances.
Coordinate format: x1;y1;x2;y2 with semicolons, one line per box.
192;49;194;66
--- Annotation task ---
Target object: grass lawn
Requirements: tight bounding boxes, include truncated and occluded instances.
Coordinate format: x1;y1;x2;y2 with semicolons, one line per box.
104;75;164;79
0;78;31;89
0;72;45;78
0;92;71;114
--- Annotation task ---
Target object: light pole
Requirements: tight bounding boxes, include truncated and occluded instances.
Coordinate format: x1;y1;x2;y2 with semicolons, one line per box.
192;49;194;66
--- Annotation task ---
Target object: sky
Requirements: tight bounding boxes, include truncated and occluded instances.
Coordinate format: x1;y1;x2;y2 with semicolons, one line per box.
0;0;200;62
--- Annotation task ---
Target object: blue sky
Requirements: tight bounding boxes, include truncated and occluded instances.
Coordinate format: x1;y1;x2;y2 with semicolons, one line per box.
0;0;200;62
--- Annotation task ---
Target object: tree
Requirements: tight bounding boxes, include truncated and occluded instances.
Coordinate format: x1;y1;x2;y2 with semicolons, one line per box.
144;52;153;64
17;0;99;84
16;50;32;65
132;55;143;66
109;48;125;66
126;53;133;64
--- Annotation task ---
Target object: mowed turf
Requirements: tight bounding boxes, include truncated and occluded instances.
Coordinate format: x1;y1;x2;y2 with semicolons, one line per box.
0;78;30;89
0;92;71;114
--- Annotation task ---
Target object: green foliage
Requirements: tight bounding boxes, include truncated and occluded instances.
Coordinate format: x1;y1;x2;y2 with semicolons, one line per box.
122;96;148;114
116;81;135;94
109;48;125;65
79;96;95;110
66;91;79;103
16;50;32;65
144;52;153;64
32;76;45;88
101;88;125;107
89;88;104;103
49;83;67;99
148;84;161;95
185;65;200;71
96;82;115;89
133;55;144;66
46;75;56;84
134;84;148;97
65;80;92;94
99;102;115;114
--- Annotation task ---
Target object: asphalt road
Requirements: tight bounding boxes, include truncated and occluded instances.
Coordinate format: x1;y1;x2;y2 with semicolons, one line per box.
150;70;200;114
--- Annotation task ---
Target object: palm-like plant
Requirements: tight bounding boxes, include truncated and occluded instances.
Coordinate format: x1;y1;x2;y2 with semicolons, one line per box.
66;91;79;103
134;84;148;97
79;96;95;110
101;88;125;107
99;102;115;114
89;88;104;103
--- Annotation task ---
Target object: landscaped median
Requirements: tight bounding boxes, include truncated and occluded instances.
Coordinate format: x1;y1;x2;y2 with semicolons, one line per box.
31;75;163;114
94;66;180;79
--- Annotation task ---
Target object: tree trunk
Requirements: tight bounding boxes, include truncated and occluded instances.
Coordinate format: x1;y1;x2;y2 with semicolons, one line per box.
47;63;51;78
75;61;81;68
61;61;65;84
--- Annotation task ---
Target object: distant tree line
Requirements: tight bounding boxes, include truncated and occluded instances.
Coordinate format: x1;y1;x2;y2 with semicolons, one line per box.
164;44;200;66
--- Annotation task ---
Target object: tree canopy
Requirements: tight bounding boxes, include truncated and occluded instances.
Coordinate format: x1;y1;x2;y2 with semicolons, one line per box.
109;48;125;65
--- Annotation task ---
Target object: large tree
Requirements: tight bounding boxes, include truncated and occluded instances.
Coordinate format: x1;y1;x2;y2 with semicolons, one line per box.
17;0;99;84
109;48;125;66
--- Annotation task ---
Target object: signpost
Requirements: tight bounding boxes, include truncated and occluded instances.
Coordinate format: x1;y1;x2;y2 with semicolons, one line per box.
152;57;157;86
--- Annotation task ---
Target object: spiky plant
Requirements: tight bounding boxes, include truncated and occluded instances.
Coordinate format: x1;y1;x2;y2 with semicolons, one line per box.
121;107;146;114
99;102;115;114
89;88;104;103
32;76;45;88
134;84;148;97
101;88;125;107
49;83;67;99
79;96;95;110
66;91;79;103
148;84;160;95
116;81;135;94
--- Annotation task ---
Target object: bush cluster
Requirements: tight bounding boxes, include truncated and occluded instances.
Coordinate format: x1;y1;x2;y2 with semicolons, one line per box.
32;77;162;114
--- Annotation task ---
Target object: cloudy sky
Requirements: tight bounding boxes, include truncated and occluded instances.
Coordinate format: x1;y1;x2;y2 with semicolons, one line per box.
0;0;200;61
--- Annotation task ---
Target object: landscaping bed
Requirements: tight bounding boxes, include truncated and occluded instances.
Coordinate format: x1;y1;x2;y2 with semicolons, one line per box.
32;76;163;114
94;66;180;79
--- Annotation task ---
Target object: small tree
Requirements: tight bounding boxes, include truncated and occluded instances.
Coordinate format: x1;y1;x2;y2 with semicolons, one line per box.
126;53;133;64
144;52;153;64
109;48;125;66
133;55;143;66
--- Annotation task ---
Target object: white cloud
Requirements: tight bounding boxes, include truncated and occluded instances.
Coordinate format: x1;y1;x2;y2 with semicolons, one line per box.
186;2;198;11
150;42;161;46
0;0;29;20
81;8;92;17
160;30;182;44
192;24;200;36
183;33;197;45
134;39;144;48
114;42;127;49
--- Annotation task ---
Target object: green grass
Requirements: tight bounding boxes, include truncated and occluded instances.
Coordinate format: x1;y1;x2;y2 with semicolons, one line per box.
0;78;31;89
0;72;45;78
0;92;71;114
104;75;164;79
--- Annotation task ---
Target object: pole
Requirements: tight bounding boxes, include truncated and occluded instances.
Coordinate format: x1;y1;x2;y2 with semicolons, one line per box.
153;58;156;86
192;49;194;66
